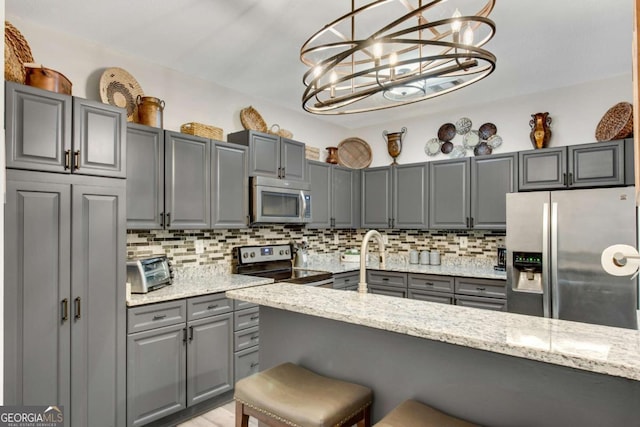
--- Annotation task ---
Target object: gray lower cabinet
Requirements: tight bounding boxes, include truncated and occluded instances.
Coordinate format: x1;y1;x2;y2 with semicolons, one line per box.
333;271;360;291
408;273;454;304
211;141;249;228
429;158;470;229
4;170;126;427
518;139;633;191
454;277;507;311
367;270;408;297
6;81;126;177
234;303;260;382
308;161;360;228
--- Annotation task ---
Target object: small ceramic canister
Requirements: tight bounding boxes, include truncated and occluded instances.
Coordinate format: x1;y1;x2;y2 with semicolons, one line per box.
429;250;441;265
409;250;419;264
420;250;430;265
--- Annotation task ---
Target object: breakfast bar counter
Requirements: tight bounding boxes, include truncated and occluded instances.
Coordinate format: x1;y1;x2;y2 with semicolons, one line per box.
227;283;640;426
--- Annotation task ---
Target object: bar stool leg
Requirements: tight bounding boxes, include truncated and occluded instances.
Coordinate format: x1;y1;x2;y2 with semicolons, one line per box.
235;401;249;427
358;405;372;427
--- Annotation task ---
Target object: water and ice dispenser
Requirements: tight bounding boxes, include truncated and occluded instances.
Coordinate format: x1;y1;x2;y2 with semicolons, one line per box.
512;252;543;293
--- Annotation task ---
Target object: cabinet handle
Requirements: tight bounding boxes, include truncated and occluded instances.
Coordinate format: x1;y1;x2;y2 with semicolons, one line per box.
277;167;282;178
61;298;69;322
250;362;259;368
64;150;71;170
166;213;171;227
476;287;486;291
250;335;259;341
183;328;188;344
250;315;259;320
207;304;218;310
466;217;470;227
344;278;350;282
470;217;474;228
160;212;165;227
152;314;167;321
73;150;80;170
568;172;573;186
563;173;567;186
281;167;285;178
382;277;389;281
425;282;434;286
189;325;194;341
74;297;81;319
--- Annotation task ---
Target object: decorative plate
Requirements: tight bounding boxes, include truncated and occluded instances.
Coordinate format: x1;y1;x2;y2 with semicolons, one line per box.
441;141;454;154
455;117;472;135
337;137;372;169
478;122;497;140
424;138;442;156
487;134;503;149
474;142;492;156
450;145;467;158
100;67;144;122
437;123;456;142
463;130;480;148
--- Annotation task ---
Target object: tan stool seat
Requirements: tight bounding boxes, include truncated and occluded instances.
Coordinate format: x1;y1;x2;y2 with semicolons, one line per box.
234;362;372;427
374;399;479;427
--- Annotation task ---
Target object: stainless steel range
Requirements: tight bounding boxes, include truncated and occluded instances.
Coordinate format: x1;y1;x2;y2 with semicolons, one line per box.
234;244;333;287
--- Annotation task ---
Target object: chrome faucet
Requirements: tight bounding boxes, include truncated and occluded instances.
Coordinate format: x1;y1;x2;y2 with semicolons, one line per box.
359;229;386;294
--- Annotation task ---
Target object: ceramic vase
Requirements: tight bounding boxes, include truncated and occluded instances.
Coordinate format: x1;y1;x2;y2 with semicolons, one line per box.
529;112;552;149
383;127;407;165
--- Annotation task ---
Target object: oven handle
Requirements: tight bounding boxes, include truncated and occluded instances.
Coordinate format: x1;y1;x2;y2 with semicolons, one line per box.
300;190;307;221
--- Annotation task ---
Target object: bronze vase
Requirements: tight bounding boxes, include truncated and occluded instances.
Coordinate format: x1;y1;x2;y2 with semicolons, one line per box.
325;146;339;164
529;112;552;149
383;127;407;165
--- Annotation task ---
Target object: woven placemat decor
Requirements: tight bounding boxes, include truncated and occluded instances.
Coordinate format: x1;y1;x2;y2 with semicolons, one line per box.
240;106;268;133
595;102;633;141
337;137;372;169
5;21;34;83
99;67;144;122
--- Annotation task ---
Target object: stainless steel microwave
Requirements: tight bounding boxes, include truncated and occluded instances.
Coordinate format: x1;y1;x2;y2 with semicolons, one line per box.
250;176;311;224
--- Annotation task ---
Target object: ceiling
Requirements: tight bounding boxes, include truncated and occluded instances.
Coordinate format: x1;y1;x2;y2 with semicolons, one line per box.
5;0;634;129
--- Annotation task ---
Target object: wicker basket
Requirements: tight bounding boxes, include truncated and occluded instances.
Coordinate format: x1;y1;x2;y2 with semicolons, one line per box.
595;102;634;141
240;106;268;133
5;21;34;84
305;146;320;161
267;124;293;139
180;122;223;141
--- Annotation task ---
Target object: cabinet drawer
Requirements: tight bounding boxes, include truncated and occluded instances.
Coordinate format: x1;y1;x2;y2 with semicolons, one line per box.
235;346;260;382
188;293;233;321
369;285;407;298
454;277;507;298
128;300;187;334
408;274;454;293
367;270;407;288
234;299;258;311
408;289;454;305
333;271;359;289
234;326;260;352
234;307;260;331
455;295;506;311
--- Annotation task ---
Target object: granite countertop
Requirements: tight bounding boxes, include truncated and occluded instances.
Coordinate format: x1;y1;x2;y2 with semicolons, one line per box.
302;253;507;280
226;283;640;381
127;266;273;306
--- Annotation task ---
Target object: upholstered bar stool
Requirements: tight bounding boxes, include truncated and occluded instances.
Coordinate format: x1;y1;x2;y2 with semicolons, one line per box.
234;362;373;427
374;399;479;427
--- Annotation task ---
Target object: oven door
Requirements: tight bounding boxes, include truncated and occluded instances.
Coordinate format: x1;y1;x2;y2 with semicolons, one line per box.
252;179;311;224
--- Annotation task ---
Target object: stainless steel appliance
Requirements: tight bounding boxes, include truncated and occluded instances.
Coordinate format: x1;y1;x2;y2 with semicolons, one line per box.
127;255;174;293
251;176;311;224
234;244;333;287
506;187;638;329
495;247;506;271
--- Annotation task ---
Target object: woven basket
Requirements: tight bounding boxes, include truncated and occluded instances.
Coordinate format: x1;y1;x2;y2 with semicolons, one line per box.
180;122;223;141
5;21;34;84
305;146;320;161
267;124;293;139
240;106;268;133
595;102;634;141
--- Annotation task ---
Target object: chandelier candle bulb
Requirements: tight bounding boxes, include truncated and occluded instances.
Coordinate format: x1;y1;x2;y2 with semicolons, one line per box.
389;52;398;80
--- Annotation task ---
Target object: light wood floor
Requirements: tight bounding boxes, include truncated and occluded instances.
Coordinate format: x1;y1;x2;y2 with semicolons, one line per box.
177;401;258;427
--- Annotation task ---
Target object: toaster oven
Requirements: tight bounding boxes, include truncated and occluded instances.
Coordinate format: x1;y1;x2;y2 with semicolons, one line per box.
127;256;174;293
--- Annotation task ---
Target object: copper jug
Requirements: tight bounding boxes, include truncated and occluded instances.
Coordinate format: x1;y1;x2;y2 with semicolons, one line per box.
137;95;165;128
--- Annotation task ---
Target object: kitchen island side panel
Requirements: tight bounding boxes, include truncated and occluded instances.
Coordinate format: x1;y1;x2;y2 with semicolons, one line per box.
258;307;640;427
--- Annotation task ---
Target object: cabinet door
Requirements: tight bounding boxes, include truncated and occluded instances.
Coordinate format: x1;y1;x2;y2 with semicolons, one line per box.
127;324;187;427
429;158;470;229
471;153;517;230
71;180;126;427
568;140;625;188
518;147;567;190
281;137;307;180
308;161;332;228
394;163;428;229
361;166;392;228
369;285;407;298
211;142;248;228
4;176;71;410
249;132;280;177
187;313;233;406
333;166;361;228
165;131;211;229
455;295;507;311
73;98;126;178
5;81;72;172
126;123;164;229
235;347;260;382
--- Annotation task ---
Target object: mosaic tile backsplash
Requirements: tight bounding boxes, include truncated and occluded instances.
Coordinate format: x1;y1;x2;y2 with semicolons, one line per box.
127;226;505;269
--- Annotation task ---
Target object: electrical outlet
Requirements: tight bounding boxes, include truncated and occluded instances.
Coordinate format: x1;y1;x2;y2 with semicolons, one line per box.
334;233;339;245
195;240;205;254
382;234;389;244
459;236;468;249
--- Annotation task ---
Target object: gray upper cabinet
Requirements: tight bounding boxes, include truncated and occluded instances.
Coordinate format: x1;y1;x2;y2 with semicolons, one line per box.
308;161;360;229
4;170;126;427
393;163;429;229
519;139;633;191
471;153;517;229
165;131;211;229
361;166;393;228
429;158;470;229
227;130;306;180
211;142;249;228
5;82;126;178
126;123;164;229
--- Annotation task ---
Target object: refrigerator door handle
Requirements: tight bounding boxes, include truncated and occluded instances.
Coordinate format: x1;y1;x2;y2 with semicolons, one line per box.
550;202;559;318
542;202;551;318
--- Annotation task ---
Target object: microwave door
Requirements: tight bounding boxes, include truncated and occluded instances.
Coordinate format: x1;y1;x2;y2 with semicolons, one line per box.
254;186;304;223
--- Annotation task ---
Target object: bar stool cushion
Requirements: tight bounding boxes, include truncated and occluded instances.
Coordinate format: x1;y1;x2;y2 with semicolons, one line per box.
374;399;479;427
234;362;372;427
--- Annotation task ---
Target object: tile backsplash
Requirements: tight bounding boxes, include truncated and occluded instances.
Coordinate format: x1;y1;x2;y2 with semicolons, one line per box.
127;226;505;268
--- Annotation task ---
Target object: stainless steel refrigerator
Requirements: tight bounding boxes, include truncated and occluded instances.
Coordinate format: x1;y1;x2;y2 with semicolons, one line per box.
506;186;638;329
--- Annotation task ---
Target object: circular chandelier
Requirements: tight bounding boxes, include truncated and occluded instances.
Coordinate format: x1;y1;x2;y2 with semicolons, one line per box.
300;0;496;115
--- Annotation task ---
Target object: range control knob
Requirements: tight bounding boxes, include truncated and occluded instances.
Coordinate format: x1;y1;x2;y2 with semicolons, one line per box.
242;252;248;259
279;250;284;255
285;249;289;255
250;252;255;258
